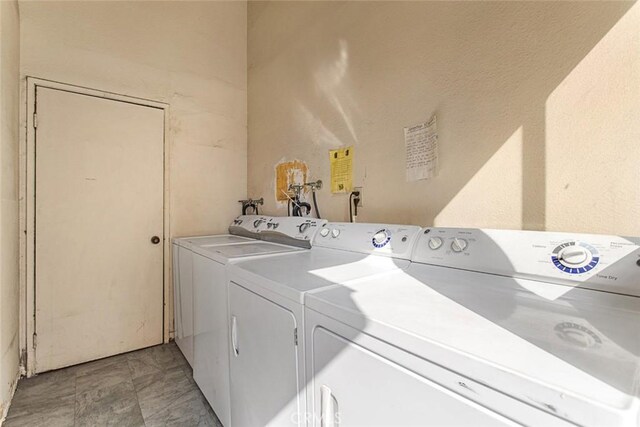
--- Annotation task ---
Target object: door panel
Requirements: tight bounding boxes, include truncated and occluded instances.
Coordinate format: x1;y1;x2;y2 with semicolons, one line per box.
229;282;299;427
311;327;516;427
35;87;164;372
192;253;230;426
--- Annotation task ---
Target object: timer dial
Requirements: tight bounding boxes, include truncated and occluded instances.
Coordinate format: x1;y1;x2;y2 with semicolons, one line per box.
451;238;468;253
372;229;392;248
551;241;599;274
558;247;588;265
428;237;443;250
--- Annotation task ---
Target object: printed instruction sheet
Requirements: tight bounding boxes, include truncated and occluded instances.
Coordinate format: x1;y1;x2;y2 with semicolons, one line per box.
329;146;353;193
404;115;438;182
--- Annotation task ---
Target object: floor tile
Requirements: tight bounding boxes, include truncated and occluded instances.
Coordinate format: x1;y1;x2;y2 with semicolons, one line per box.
4;367;76;421
76;356;132;395
127;344;182;379
133;365;194;419
3;395;75;427
4;343;216;427
75;379;144;427
144;389;222;427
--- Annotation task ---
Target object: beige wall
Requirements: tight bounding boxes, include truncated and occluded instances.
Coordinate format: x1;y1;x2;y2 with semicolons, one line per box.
20;0;248;237
0;0;21;418
248;1;640;236
18;0;248;346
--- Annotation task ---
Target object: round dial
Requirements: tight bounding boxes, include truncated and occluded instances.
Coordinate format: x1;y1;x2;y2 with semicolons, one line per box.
298;223;310;233
451;238;468;253
253;219;263;228
372;229;391;248
319;227;330;237
331;228;340;238
558;247;588;265
551;241;599;274
428;237;443;250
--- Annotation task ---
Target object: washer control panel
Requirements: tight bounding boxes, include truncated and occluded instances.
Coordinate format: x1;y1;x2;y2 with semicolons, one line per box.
228;215;273;237
260;217;327;247
314;223;421;259
412;228;640;297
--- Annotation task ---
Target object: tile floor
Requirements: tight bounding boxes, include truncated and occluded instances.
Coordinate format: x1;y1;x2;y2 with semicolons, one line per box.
3;342;222;427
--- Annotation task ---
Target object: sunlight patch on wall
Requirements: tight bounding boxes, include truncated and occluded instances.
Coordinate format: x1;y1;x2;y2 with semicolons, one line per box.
313;39;359;144
294;101;344;148
545;3;640;236
435;127;523;229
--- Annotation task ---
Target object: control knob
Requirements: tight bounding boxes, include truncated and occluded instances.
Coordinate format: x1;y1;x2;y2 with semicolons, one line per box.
451;238;468;253
299;223;310;233
428;237;443;250
372;229;391;248
557;246;589;266
319;227;330;237
331;229;340;238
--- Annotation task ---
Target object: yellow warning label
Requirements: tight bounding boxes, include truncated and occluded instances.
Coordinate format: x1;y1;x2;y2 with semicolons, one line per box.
329;146;353;193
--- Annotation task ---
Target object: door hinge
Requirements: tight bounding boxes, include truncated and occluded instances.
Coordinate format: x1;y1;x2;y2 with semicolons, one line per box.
33;113;38;129
294;328;298;346
32;332;37;349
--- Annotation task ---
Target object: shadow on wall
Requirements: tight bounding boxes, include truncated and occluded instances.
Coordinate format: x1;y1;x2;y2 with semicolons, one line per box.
247;1;638;234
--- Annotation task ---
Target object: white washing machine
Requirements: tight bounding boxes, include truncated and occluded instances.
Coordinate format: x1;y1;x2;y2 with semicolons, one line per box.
172;214;267;367
305;228;640;426
188;216;326;427
226;222;422;427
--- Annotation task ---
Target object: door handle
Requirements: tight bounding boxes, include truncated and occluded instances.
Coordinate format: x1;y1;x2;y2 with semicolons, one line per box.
321;385;338;427
151;236;160;244
231;315;239;356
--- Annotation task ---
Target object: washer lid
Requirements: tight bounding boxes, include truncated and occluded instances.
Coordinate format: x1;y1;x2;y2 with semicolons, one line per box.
191;241;302;262
306;264;640;426
188;234;256;247
228;247;410;303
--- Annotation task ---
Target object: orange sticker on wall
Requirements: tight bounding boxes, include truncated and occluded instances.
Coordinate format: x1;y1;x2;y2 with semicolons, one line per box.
275;160;309;201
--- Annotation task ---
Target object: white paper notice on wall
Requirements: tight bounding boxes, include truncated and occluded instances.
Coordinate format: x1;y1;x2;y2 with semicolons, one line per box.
404;115;438;182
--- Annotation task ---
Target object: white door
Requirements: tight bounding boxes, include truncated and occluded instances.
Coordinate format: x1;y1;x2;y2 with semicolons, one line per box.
34;87;164;373
229;282;299;427
192;253;230;426
311;327;515;427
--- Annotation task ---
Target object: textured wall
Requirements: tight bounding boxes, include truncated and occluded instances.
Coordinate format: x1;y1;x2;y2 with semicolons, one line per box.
0;0;21;418
248;1;639;236
20;0;248;237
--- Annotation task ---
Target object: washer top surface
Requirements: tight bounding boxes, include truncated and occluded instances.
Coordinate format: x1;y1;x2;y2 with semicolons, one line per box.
228;222;422;303
229;247;410;303
191;241;303;264
306;263;640;426
173;234;255;248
